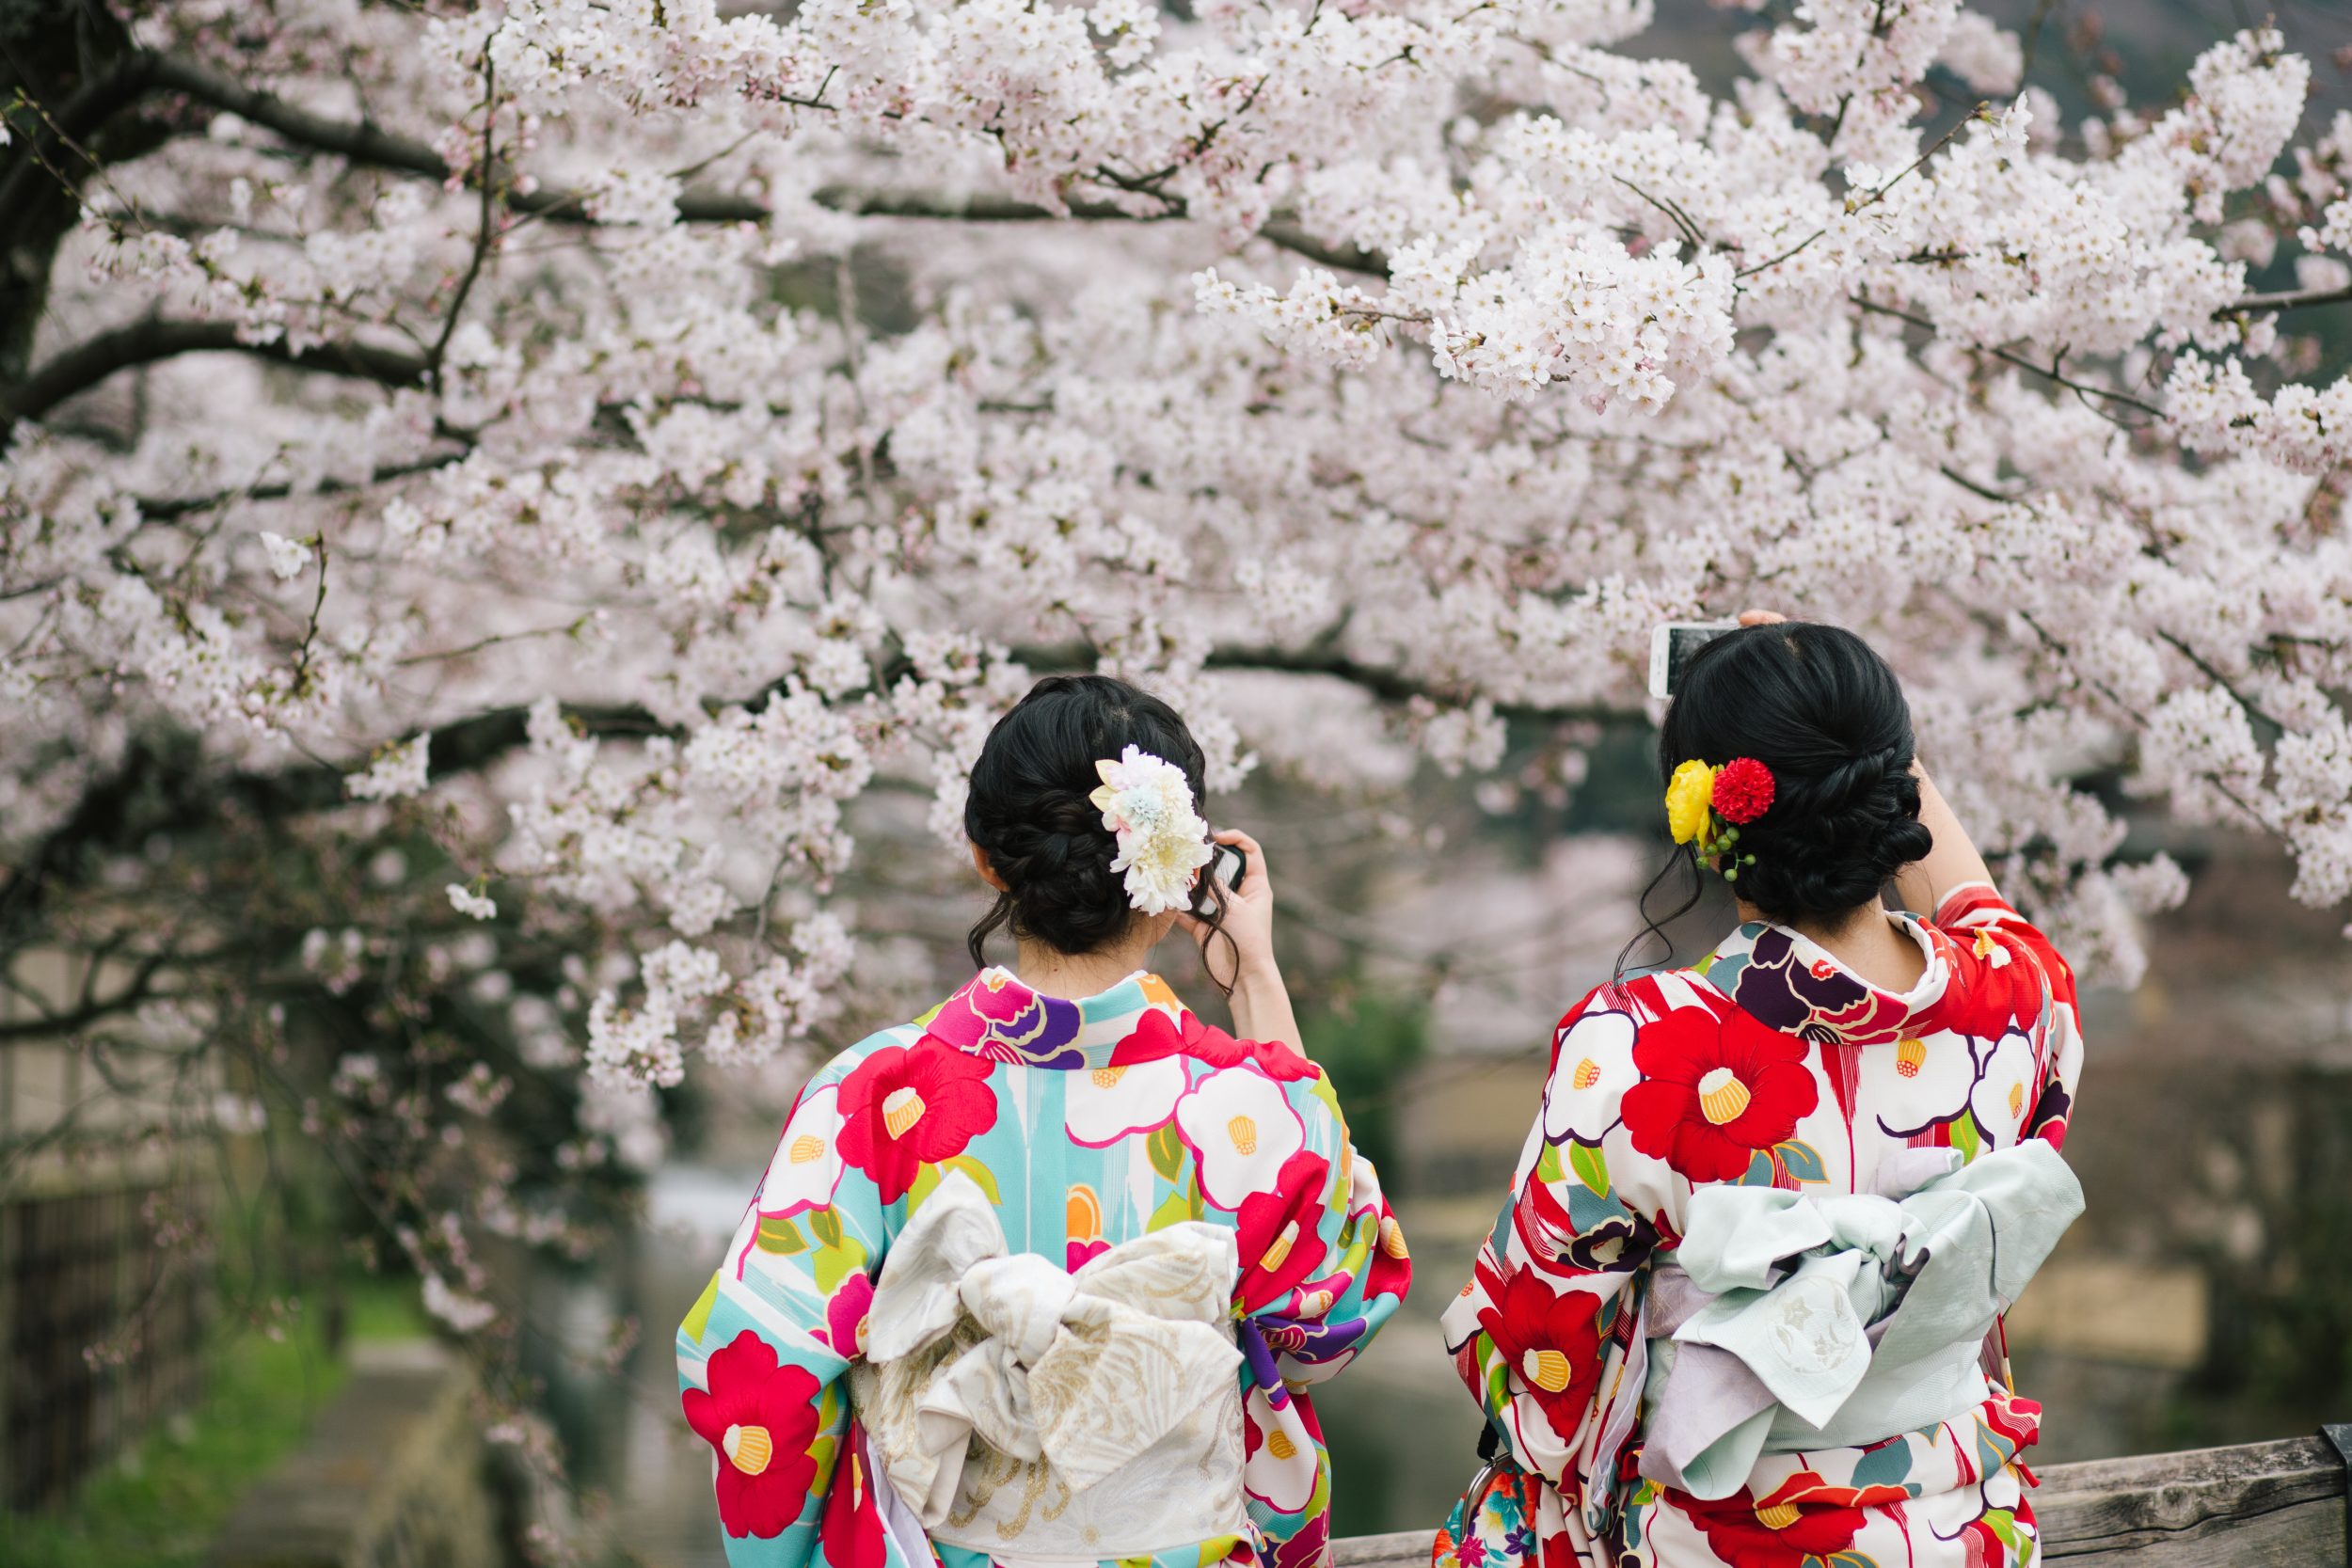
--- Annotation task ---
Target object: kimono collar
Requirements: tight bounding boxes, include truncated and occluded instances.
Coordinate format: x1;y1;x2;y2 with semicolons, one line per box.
920;966;1190;1070
1695;911;1951;1048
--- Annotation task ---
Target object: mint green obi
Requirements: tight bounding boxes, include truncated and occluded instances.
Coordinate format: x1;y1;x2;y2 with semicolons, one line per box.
1636;1140;2084;1499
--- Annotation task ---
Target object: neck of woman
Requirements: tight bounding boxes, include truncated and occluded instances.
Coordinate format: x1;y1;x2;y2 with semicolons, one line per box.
1737;895;1928;994
1010;924;1167;1001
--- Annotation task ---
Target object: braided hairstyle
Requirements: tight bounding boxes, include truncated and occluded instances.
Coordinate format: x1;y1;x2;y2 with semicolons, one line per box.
1654;622;1933;930
964;674;1233;981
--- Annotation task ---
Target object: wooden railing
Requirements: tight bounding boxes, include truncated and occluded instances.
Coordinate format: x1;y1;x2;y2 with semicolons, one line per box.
1330;1431;2352;1567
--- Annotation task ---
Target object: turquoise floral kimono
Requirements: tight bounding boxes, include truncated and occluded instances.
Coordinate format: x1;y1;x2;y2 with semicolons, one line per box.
1442;884;2084;1568
677;968;1409;1568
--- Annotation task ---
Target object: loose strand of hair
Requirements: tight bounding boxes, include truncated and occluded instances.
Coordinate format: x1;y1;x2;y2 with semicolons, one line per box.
1610;847;1704;1001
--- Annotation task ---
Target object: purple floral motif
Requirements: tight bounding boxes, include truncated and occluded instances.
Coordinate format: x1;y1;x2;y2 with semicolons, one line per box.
928;969;1088;1067
1725;927;1912;1047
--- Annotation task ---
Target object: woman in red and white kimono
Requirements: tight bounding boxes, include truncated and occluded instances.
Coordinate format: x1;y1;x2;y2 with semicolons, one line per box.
1441;614;2085;1568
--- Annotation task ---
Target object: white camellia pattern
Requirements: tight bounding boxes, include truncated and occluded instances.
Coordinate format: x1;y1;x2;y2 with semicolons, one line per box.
755;1084;847;1219
1065;1058;1189;1147
1175;1067;1307;1212
1541;1009;1641;1147
1969;1029;2042;1143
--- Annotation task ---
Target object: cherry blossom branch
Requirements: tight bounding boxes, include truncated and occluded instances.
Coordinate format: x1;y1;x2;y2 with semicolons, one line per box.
2222;280;2352;315
0;51;159;240
2014;609;2284;841
135;451;469;520
425;55;501;389
3;318;427;437
1737;105;1987;282
1848;295;2166;419
1613;175;1708;252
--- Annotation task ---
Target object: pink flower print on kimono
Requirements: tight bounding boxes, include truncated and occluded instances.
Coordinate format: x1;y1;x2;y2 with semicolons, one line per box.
1177;1064;1307;1211
1232;1148;1333;1311
834;1037;998;1205
927;966;1087;1067
811;1272;873;1359
1118;1005;1321;1084
681;1331;824;1541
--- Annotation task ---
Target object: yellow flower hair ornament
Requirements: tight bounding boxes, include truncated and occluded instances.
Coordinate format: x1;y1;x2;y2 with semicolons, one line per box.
1665;756;1776;882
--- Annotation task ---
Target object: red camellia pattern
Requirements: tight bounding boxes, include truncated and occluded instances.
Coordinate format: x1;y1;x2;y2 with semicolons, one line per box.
680;1330;823;1540
1912;923;2048;1042
1233;1148;1333;1312
1471;1259;1605;1435
1675;1481;1870;1568
1113;1006;1321;1083
1619;1004;1820;1182
1711;757;1776;824
835;1036;999;1204
818;1420;891;1568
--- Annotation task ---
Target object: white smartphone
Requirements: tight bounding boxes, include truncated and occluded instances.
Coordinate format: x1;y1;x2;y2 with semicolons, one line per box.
1648;621;1740;701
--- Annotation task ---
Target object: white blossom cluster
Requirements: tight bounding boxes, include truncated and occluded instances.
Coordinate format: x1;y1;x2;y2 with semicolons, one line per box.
3;0;2350;1157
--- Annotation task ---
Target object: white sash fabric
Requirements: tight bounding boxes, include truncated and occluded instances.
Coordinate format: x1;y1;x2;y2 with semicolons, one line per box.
850;1172;1248;1554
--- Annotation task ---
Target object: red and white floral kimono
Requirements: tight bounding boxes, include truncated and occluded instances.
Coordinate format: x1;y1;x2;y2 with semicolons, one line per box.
1442;884;2082;1568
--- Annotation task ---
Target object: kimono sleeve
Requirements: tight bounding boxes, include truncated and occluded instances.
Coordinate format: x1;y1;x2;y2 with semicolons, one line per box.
1934;881;2086;1148
1439;988;1670;1498
675;1067;885;1568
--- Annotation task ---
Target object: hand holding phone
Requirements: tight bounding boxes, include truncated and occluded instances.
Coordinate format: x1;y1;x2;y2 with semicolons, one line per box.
1211;843;1248;894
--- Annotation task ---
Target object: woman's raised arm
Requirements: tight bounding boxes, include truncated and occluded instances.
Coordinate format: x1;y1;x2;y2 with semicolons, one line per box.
1888;766;1997;916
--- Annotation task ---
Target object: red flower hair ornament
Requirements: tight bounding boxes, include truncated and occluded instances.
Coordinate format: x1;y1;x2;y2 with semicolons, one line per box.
1663;756;1777;883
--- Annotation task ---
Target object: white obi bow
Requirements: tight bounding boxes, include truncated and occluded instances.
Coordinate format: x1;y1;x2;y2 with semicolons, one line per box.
852;1171;1246;1543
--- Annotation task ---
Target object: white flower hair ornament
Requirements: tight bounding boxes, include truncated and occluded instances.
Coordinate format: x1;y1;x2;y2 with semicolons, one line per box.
1088;745;1216;915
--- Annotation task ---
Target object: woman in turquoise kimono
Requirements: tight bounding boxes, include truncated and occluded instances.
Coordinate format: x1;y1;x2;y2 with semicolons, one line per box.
1441;615;2086;1568
678;674;1408;1568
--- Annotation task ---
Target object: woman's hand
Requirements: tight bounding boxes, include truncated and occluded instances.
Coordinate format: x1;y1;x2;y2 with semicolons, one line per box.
1176;829;1277;988
1176;829;1305;1054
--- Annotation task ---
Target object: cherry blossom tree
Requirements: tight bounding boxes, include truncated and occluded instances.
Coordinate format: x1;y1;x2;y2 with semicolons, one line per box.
2;0;2348;1383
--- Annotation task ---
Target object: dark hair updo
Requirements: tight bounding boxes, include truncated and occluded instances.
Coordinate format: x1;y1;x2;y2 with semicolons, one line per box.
963;674;1231;975
1658;622;1934;928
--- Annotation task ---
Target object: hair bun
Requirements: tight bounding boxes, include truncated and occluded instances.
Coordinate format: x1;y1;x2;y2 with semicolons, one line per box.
1660;626;1932;927
962;674;1225;967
